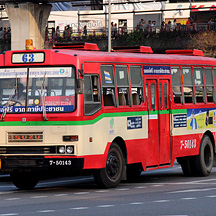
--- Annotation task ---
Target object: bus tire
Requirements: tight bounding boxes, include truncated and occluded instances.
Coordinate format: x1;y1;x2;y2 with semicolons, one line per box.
178;157;195;176
93;143;124;188
10;172;39;190
194;135;214;176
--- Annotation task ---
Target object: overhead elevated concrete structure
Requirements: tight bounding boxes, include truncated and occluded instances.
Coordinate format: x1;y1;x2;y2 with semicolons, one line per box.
0;0;69;3
5;2;52;50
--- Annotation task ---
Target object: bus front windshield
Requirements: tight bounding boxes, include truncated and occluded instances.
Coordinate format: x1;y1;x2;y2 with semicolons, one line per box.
0;67;75;114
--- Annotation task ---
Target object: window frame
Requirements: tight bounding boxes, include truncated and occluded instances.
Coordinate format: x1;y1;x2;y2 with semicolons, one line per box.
100;65;116;107
115;65;131;106
204;67;214;103
84;74;102;116
182;67;194;104
171;66;183;104
130;65;144;106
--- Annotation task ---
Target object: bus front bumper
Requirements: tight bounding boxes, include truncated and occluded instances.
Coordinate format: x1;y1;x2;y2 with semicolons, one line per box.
0;156;84;173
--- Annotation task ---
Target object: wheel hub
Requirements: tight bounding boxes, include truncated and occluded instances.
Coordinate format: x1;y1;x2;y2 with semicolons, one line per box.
106;153;120;178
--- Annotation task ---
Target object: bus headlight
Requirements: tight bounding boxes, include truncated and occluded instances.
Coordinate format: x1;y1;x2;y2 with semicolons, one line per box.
66;146;74;154
58;146;65;154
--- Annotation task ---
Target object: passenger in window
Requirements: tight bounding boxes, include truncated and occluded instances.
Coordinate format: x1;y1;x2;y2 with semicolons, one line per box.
11;83;26;106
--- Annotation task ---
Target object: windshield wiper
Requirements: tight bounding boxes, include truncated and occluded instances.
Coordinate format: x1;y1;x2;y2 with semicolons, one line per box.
41;72;48;121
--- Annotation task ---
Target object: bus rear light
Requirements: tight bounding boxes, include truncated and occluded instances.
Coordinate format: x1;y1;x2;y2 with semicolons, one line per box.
63;135;78;142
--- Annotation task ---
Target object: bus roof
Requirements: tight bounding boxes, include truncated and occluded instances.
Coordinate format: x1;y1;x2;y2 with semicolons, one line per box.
1;48;216;67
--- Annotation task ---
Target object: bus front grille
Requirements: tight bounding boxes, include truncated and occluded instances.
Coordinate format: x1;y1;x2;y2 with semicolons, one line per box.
7;132;43;143
0;146;56;154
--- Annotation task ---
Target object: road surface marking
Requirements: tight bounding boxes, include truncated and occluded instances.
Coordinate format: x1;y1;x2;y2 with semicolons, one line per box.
134;186;146;189
95;190;109;193
153;200;170;203
167;187;216;194
116;188;129;191
37;210;55;213
206;195;216;198
30;196;48;199
5;198;21;201
181;198;197;200
74;192;89;195
130;202;143;205
0;214;19;216
97;205;115;208
54;194;68;197
70;207;89;210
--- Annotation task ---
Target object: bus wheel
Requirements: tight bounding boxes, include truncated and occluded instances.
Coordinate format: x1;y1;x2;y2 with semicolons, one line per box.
194;135;214;176
10;172;39;190
93;143;124;188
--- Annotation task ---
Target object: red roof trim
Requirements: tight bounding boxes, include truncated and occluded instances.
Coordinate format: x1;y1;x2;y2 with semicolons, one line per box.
165;49;204;56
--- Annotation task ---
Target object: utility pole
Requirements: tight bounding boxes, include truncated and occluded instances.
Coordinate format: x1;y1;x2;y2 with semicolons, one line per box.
108;0;111;52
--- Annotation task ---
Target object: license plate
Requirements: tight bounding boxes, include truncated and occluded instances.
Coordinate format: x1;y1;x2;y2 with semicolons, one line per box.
49;160;72;166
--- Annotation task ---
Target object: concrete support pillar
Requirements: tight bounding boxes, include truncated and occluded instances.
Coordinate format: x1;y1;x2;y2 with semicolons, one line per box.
5;2;52;50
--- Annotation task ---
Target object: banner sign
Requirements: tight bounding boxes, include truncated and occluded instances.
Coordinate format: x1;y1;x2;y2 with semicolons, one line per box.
143;66;171;75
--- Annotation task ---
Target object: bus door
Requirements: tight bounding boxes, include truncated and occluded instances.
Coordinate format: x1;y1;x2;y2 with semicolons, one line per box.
146;80;159;166
158;79;171;165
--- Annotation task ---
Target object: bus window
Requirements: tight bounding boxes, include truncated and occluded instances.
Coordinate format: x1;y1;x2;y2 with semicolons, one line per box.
205;67;214;103
0;67;75;113
116;65;130;106
100;65;116;106
182;67;194;104
150;83;156;110
159;83;162;108
84;75;101;115
171;67;182;104
194;67;205;103
146;84;149;107
130;66;144;105
164;83;168;108
0;78;27;107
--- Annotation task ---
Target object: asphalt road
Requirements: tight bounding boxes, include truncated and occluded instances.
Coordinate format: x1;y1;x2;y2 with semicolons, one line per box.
1;163;216;216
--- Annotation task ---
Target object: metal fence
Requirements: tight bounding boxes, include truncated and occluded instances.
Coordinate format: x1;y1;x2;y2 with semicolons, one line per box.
45;23;213;42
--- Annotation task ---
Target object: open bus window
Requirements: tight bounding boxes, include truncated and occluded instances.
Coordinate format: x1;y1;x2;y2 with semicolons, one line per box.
130;66;144;105
171;67;182;104
205;67;214;103
131;87;142;105
194;67;205;103
116;65;130;106
182;67;194;104
84;75;101;115
118;87;129;106
100;65;116;107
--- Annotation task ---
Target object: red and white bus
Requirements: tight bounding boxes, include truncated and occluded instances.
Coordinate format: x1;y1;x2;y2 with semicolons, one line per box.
0;43;215;189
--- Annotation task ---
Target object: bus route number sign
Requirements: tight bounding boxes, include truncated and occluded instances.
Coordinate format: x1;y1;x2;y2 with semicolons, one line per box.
12;52;45;64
